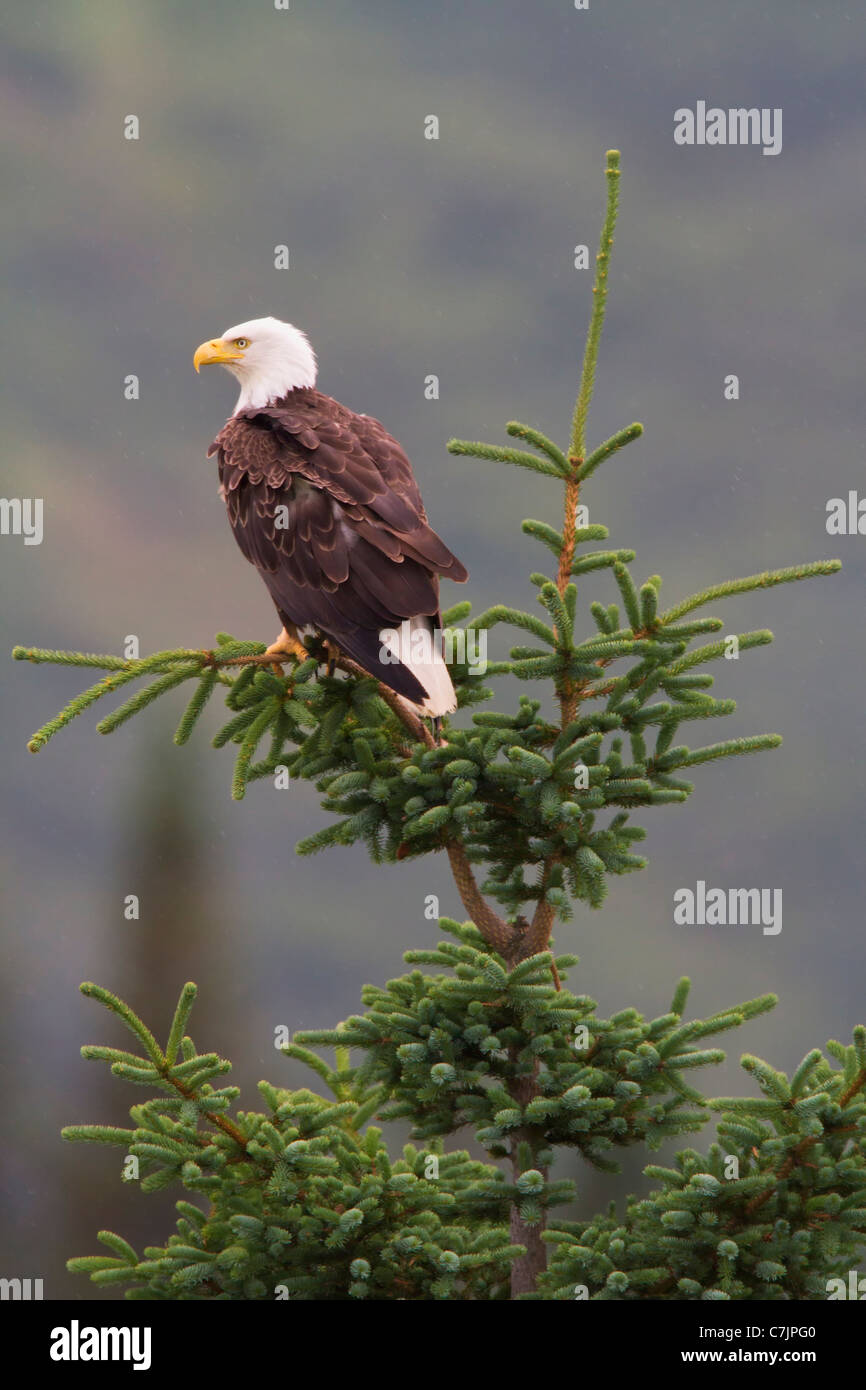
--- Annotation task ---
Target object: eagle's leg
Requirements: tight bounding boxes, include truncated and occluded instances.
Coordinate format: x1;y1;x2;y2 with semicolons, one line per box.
322;638;340;678
265;625;309;674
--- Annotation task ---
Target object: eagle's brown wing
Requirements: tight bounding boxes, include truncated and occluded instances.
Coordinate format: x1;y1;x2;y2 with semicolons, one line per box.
210;388;467;701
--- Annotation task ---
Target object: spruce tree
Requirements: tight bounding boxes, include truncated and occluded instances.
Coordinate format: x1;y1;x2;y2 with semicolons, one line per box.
15;152;858;1302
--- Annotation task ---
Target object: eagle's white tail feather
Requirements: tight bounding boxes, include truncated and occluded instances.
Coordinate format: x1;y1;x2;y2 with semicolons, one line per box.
380;616;457;717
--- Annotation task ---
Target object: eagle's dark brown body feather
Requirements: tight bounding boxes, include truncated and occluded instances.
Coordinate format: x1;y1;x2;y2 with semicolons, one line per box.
209;389;468;703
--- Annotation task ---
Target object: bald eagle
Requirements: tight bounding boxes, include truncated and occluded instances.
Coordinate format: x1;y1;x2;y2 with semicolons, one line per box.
194;317;468;718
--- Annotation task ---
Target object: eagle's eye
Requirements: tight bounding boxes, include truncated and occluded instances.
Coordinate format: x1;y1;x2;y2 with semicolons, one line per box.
234;338;249;349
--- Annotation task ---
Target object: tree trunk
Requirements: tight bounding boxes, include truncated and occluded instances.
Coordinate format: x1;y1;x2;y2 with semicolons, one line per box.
509;1185;548;1297
507;1062;547;1298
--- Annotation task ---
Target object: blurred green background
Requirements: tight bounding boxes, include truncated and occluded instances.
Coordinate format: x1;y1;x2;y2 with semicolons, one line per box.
2;0;864;1297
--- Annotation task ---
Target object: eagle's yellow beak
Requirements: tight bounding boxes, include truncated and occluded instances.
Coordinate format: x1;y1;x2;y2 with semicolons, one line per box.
193;339;244;373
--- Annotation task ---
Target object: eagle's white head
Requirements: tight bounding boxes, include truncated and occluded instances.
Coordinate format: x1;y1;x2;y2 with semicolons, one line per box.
193;316;318;412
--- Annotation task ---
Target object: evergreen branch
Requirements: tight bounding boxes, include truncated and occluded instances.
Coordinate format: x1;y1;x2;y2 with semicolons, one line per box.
16;640;269;752
573;525;610;543
538;583;575;650
446;438;566;478
12;646;132;671
569;149;621;466
613;562;642;631
505;422;570;474
467;606;556;644
212;704;261;748
232;703;280;801
282;1042;344;1096
672;734;783;768
577;423;644;483
660;560;842;625
666;630;774;675
521;520;564;558
24;666;144;752
96;665;201;735
166;984;198;1066
61;1125;137;1146
670;978;691;1016
640;582;658;629
553;150;622;731
571;548;636;575
80;983;166;1069
174;670;220;745
79;982;249;1153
